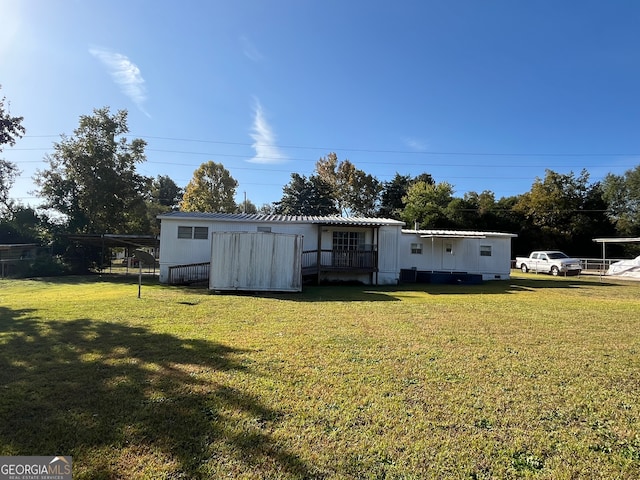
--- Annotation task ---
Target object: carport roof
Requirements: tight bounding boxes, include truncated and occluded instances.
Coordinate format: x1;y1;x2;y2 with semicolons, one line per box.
593;237;640;244
66;234;159;249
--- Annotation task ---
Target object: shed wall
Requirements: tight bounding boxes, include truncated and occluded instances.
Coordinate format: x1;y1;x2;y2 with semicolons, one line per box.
209;232;303;292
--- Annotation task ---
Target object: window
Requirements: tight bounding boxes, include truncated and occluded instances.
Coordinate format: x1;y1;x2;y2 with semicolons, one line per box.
480;245;492;257
411;243;423;254
194;226;209;239
177;226;192;239
445;243;453;254
177;226;209;239
333;231;364;250
257;226;272;233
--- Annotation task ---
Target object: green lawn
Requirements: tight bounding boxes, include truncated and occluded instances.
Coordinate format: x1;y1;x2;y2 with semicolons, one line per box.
0;274;639;479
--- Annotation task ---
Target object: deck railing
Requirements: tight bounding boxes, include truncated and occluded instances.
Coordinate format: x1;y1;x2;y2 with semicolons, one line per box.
302;249;377;273
168;262;210;285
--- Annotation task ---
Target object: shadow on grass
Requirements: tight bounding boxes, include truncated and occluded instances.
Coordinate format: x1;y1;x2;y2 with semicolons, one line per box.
0;306;313;479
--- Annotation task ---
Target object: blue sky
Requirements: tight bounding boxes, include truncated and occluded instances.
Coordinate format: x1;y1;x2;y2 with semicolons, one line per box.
2;0;639;210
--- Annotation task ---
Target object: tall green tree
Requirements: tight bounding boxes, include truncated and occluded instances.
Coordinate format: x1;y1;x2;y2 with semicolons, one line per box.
0;87;25;215
513;169;611;254
180;161;238;212
378;172;435;219
274;173;338;216
0;206;43;244
602;165;640;237
315;153;381;216
34;107;150;234
151;175;183;209
236;198;258;214
401;181;454;228
146;175;183;235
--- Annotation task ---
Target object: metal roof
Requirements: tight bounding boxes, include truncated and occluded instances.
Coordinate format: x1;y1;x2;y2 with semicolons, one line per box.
402;229;518;239
66;234;160;249
593;237;640;244
0;243;38;250
157;211;405;226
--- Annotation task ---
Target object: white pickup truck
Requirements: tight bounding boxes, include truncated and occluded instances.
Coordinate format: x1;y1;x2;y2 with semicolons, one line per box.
515;251;582;276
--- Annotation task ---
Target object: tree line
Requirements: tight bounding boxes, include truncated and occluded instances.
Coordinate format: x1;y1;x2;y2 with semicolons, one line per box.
2;102;639;274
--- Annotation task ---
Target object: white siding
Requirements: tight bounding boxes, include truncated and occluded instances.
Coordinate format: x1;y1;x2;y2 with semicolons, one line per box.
398;232;514;280
158;219;214;283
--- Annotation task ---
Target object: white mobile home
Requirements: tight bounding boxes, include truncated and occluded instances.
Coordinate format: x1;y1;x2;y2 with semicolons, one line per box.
399;229;517;281
157;212;405;286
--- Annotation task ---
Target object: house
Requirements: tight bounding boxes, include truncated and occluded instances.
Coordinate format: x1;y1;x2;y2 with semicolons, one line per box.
157;212;405;286
156;212;517;288
399;229;518;281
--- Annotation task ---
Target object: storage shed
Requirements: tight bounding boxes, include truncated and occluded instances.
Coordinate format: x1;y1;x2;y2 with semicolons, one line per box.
210;231;303;292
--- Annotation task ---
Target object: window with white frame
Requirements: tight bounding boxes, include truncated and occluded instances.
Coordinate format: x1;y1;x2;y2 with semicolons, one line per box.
332;231;364;250
194;226;209;239
480;245;492;257
411;243;423;254
257;226;272;233
177;226;193;239
177;226;209;239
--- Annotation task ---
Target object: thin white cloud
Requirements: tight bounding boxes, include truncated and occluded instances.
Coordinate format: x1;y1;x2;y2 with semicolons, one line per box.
240;35;265;63
403;137;429;151
89;46;150;117
249;100;287;164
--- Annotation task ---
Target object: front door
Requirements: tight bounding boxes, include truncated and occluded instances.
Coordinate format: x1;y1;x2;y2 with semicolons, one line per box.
442;241;455;271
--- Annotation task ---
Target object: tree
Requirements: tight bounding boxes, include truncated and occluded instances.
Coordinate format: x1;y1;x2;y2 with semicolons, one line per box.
0;87;25;215
145;175;183;235
0;205;43;244
259;203;275;215
0;160;19;215
315;153;381;216
513;169;611;254
602;165;640;237
180;161;238;212
34;107;150;234
274;173;339;216
151;175;182;209
378;172;435;219
401;181;454;228
236;199;258;214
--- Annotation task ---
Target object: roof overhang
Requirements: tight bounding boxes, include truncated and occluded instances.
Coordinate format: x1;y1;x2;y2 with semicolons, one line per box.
420;234;486;239
403;229;517;239
593;237;640;244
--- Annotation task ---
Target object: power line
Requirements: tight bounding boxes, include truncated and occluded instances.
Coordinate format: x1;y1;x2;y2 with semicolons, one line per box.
19;134;640;158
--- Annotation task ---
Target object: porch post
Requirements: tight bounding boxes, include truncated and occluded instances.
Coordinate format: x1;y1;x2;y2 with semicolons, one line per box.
373;226;379;285
316;224;322;284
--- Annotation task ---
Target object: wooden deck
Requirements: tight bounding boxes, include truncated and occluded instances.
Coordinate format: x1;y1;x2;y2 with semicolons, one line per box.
301;249;378;275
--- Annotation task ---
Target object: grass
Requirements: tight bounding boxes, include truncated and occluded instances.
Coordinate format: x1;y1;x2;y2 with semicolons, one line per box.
0;273;639;479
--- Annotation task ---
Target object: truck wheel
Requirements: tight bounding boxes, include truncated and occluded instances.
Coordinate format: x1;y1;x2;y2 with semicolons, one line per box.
550;266;560;276
521;264;528;273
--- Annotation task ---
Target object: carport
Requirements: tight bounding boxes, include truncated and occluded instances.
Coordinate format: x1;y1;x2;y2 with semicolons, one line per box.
67;234;159;273
592;237;640;275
